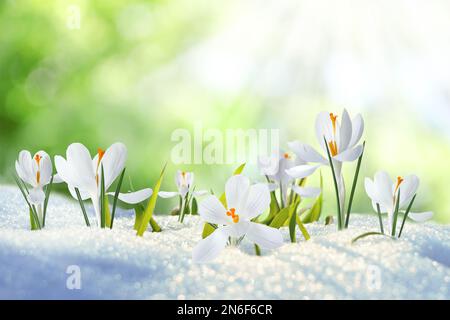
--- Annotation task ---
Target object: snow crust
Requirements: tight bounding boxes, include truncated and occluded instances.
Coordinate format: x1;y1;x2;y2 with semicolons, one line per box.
0;186;448;299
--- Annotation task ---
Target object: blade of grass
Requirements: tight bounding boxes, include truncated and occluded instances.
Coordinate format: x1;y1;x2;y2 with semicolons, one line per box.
391;189;401;237
323;136;342;230
288;200;300;242
110;168;126;229
345;141;365;228
136;164;166;236
42;175;54;227
74;188;90;226
100;165;106;228
254;244;261;256
398;194;416;238
351;232;386;244
13;174;41;230
376;203;384;234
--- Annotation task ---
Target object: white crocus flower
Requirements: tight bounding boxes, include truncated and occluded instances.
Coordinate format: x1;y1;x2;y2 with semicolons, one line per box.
159;170;207;199
15;150;58;223
365;171;433;235
192;175;284;263
286;109;364;212
258;150;321;206
55;142;127;226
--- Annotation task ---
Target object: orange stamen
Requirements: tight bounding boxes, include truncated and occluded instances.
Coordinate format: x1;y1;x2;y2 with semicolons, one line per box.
328;141;338;157
329;113;338;135
95;148;106;185
34;154;42;165
394;176;404;194
233;215;240;223
283;153;290;159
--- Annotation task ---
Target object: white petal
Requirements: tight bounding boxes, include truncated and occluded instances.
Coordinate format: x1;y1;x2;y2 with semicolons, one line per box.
258;154;280;176
198;195;230;225
288;141;327;164
364;178;379;204
333;145;363;162
68;185;90;200
292;185;321;198
158;191;179;198
267;183;278;192
285;164;321;179
315;111;333;151
107;188;153;204
374;171;394;208
66;143;97;191
408;211;433;222
54;156;76;187
192;227;229;263
339;109;352;151
245;222;284;249
52;174;64;184
399;175;420;208
101;142;127;190
28;188;45;205
225;174;250;211
241;183;270;219
16;150;35;186
349;114;364;148
224;222;250;237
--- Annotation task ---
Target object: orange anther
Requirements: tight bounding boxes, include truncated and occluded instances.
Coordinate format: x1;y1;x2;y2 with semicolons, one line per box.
34;154;42;165
232;215;240;223
328;140;338;157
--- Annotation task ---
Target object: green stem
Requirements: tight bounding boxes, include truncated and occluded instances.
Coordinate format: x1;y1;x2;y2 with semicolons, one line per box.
42;175;54;227
100;165;106;228
391;189;401;237
345;141;365;228
323;137;342;230
149;217;162;232
254;244;261;256
75;188;90;227
398;194;416;238
110;168;126;229
376;203;384;234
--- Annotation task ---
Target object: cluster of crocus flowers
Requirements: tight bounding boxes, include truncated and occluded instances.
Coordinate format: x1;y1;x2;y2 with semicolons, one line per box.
287;109;365;230
192;174;283;263
258;149;321;207
14;150;61;229
364;171;433;238
55;142;157;229
159;170;207;223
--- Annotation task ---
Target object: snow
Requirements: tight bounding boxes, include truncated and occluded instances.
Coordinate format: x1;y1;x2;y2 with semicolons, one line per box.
0;185;449;299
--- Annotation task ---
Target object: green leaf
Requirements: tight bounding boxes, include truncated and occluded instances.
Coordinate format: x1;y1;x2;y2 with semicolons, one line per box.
254;244;261;256
398;194;416;238
110;167;126;229
202;223;217;239
302;172;323;224
269;207;290;228
296;214;311;240
391;189;401;237
149;217;162;232
133;207;144;231
351;232;388;244
345;141;365;228
288;204;298;242
100;165;106;228
42;175;54;227
376;203;384;234
136;164;166;237
191;197;198;215
29;208;39;231
75;187;90;227
323;136;343;230
13;173;41;230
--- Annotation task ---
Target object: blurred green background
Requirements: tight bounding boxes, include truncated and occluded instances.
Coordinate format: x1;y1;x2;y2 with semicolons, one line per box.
1;0;449;223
